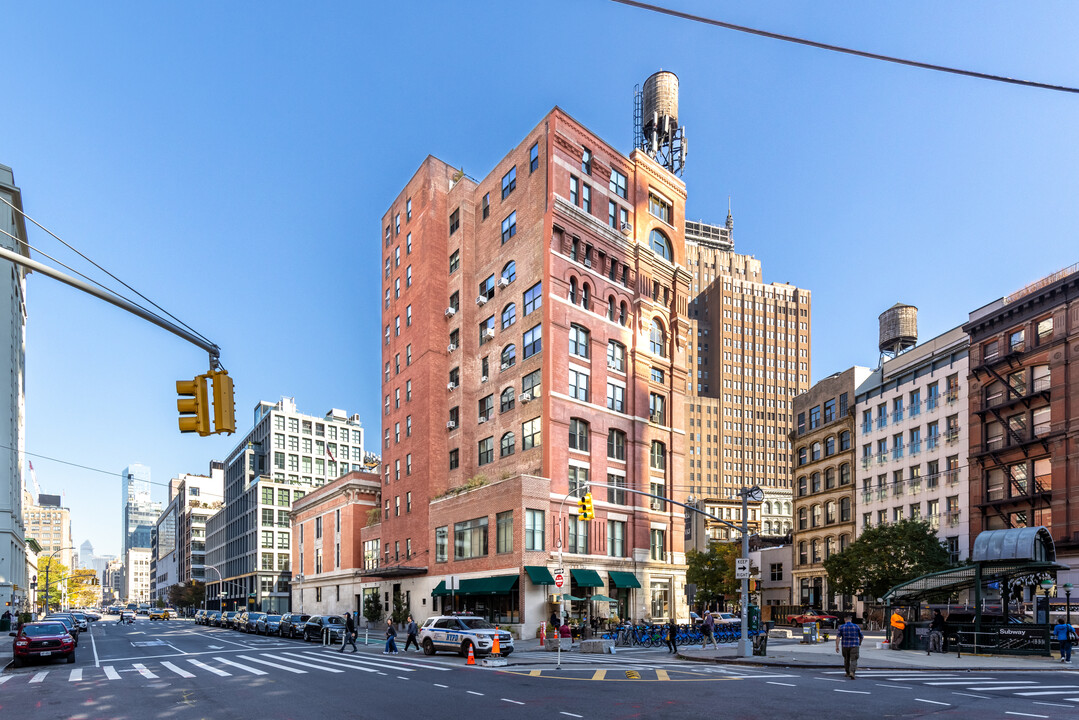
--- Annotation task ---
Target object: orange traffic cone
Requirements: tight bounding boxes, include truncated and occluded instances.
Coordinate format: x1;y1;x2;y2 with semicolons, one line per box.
467;644;476;665
492;633;501;656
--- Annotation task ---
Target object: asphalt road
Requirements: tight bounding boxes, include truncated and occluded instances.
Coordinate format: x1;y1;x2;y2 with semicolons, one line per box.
3;617;1079;719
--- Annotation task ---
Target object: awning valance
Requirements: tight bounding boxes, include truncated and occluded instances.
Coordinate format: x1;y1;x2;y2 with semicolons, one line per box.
608;571;642;589
430;575;520;598
524;566;556;585
571;569;604;587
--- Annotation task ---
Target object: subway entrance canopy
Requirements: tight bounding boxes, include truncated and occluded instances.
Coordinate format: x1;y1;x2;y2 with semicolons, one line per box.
882;527;1069;621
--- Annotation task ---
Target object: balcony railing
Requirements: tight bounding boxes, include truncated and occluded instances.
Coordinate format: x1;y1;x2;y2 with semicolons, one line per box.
945;470;959;486
927;513;940;530
877;417;888;429
894;409;904;422
1033;376;1051;393
944;510;961;527
910;402;921;417
908;481;922;495
892;448;904;460
909;441;922;455
946;429;960;444
946;390;959;404
862;491;873;504
876;452;886;464
927;396;939;410
876;489;887;501
862;457;872;470
862;422;872;434
927;436;939;450
892;482;905;497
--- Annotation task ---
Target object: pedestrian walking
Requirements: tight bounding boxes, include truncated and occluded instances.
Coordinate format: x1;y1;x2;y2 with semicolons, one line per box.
550;610;560;629
928;610;946;654
340;612;357;653
666;617;678;654
889;609;906;650
701;611;718;650
384;618;398;654
403;614;420;652
1053;617;1076;664
835;614;864;679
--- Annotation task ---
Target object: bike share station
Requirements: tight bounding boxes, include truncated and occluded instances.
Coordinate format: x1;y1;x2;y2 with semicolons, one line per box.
882;527;1070;656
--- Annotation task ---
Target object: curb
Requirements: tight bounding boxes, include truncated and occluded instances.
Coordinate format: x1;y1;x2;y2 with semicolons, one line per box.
675;651;1069;672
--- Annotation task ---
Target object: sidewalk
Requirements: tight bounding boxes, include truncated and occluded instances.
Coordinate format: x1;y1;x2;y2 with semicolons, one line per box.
676;636;1072;671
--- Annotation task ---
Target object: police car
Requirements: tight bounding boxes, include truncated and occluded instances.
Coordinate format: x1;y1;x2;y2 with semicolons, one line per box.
418;614;514;657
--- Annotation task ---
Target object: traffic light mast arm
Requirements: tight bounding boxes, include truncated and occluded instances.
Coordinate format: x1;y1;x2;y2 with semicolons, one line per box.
0;244;222;368
584;482;745;532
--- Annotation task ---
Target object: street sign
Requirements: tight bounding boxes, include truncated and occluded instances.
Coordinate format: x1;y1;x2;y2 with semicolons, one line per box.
554;567;565;576
735;558;750;579
554;573;564;588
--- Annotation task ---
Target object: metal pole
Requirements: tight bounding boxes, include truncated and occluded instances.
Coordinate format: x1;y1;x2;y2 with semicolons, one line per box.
739;491;750;658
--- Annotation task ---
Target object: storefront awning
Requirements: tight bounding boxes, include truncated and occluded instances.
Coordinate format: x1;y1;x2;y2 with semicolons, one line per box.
589;594;617;603
431;575;520;598
608;571;642;589
524;566;555;585
571;569;604;587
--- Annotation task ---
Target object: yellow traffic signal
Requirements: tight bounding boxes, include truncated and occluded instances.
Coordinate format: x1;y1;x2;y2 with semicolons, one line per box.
177;375;211;436
578;492;594;521
209;369;236;435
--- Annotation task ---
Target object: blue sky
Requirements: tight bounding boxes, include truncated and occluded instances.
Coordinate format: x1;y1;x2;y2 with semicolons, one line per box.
3;1;1076;557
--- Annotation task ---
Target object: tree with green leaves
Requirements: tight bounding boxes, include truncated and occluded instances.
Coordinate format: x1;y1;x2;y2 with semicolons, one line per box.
823;518;953;601
362;591;383;625
686;542;742;609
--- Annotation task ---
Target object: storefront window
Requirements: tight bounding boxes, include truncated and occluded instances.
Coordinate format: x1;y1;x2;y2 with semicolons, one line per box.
650;580;670;620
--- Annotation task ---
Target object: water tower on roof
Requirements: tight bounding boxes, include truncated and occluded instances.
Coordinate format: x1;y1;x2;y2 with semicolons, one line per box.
878;303;918;362
635;70;687;176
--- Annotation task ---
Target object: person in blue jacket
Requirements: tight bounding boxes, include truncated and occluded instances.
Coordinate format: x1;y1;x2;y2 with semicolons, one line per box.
1053;617;1076;664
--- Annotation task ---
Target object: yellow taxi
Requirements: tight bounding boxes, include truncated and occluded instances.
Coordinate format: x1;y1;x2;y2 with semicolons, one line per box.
148;608;172;621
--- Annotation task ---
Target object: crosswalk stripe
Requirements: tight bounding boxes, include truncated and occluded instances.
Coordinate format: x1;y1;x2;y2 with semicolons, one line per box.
300;651;412;672
188;659;231;677
1016;690;1079;696
161;661;196;678
213;656;267;675
103;666;121;680
924;679;1011;685
69;669;83;682
965;685;1046;691
261;654;343;673
29;672;48;684
282;653;376;672
236;655;306;674
133;663;158;679
312;651;451;671
0;675;12;685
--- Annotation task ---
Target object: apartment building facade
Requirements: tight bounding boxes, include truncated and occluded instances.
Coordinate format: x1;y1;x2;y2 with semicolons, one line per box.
363;107;692;632
963;263;1079;586
790;367;871;610
151;464;224;603
23;491;74;572
855;327;970;563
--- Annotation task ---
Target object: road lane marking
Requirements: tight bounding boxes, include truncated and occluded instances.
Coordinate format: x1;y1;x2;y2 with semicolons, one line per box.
310;651;451;671
434;683;449;688
1015;689;1079;696
1033;702;1073;708
925;680;1030;686
815;677;844;682
529;670;541;677
766;681;796;687
236;655;306;673
592;670;606;680
104;666;121;680
835;689;870;694
188;659;231;677
300;652;419;672
952;692;991;699
397;676;408;680
281;653;377;673
261;654;343;673
0;675;12;685
69;669;83;682
29;672;48;683
91;624;100;668
656;669;669;681
876;683;912;689
964;685;1051;691
165;643;188;655
133;663;158;679
162;662;195;678
1004;713;1048;718
214;656;268;675
502;699;525;705
467;691;484;696
915;699;950;706
560;713;584;718
299;652;406;672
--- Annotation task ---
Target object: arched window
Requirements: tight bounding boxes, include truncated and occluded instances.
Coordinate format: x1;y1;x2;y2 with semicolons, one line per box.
763;520;772;534
824;467;835;489
500;344;516;368
650;319;667;357
650;440;666;471
582;282;590;310
501;260;516;283
839;430;851;451
811;442;821;461
839;533;850;552
500;432;515;457
619;301;628;326
569;277;578;304
825;436;836;456
607;296;615;322
811;504;822;527
825;536;835;559
811;539;820;563
568;418;589;451
797;476;807;496
784;521;792;533
607;429;626;461
811;472;821;493
499;387;515;412
501;303;517;330
763;501;772;514
839;496;851;522
784;502;792;515
798;447;807;466
798;541;807;565
825;500;836;524
797;507;807;530
649;228;672;261
839;462;851;485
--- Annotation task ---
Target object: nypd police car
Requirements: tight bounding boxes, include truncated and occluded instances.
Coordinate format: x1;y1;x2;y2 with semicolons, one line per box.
418;614;514;657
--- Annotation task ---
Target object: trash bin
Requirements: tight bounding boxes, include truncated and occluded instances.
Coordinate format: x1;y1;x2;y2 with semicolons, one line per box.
801;622;818;644
753;633;769;656
0;615;9;632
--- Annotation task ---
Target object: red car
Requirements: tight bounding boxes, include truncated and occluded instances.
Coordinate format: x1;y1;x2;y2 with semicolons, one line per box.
10;621;76;667
786;610;839;627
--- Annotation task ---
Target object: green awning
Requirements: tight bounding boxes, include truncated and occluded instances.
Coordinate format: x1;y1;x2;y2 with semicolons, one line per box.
588;594;617;603
556;594;585;602
524;566;556;585
431;580;450;597
608;571;642;589
459;574;519;595
570;569;604;587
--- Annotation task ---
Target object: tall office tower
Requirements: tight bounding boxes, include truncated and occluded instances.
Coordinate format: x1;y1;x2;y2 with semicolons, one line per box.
122;463;159;556
364;91;692;631
151;462;224;603
0;164;29;612
682;217;811;545
23;491;75;571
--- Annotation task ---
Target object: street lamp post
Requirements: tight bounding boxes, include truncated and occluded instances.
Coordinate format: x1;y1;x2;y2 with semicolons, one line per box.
1040;579;1054;625
1065;584;1074;626
41;546;77;615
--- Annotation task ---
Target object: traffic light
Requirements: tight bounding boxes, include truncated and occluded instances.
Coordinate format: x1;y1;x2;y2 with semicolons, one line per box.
209;369;236;435
177;374;211;436
578;492;594;521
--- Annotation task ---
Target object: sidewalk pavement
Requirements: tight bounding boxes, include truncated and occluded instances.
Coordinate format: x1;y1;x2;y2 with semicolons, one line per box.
676;635;1072;671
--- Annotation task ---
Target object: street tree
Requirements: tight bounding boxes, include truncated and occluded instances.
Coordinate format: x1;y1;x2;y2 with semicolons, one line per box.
823;518;953;601
362;592;383;626
686;542;741;609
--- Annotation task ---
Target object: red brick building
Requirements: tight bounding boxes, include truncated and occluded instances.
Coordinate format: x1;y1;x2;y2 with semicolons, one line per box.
964;263;1079;586
290;471;381;616
363;107;692;633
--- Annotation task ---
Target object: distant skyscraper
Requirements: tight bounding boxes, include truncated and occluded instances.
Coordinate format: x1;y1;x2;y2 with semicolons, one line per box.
122;464;159;556
79;539;94;569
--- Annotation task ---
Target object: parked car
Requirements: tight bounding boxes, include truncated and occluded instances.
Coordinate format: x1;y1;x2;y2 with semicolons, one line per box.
207;611;223;627
418;614;514;657
42;615;79;646
9;621;76;667
221;611;240;629
81;610;101;622
69;612;90;631
786;609;839;627
242;612;266;633
279;613;310;639
255;614;282;636
302;615;347;643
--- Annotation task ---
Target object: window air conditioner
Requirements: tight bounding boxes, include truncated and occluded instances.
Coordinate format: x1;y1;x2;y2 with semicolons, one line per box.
446;421;456;430
447;344;457;352
478;417;488;424
498;277;510;287
620;221;632;234
484;328;496;339
481;375;488;383
444;307;456;317
500;363;510;370
447;383;457;391
476;296;488;306
519;393;531;403
584;259;592;268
